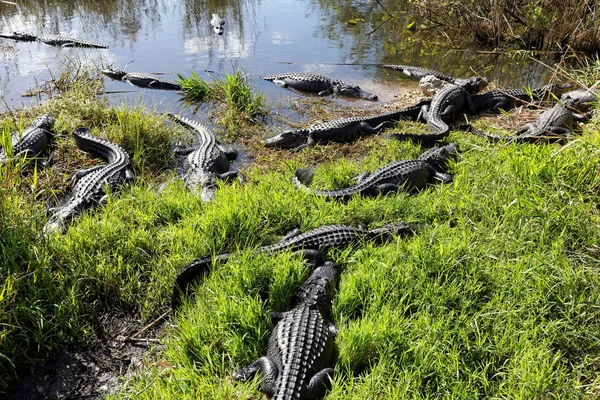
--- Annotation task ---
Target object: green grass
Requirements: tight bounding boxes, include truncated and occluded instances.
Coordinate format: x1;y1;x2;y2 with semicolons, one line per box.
2;61;600;398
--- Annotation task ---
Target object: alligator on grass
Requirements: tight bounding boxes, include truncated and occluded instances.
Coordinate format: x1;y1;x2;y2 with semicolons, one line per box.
0;114;56;165
389;76;488;144
233;261;339;400
101;67;182;91
262;100;430;152
166;113;240;201
44;128;134;234
260;72;378;101
0;32;108;48
171;222;419;309
210;14;225;35
463;90;597;143
294;143;458;201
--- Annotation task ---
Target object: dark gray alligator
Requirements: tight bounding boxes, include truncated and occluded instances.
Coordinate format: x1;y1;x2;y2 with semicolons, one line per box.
44;128;134;234
172;222;418;309
294;143;458;201
470;83;573;114
101;67;182;91
262;100;430;151
464;95;592;143
167;113;239;201
381;64;457;83
0;114;55;165
0;31;108;48
233;261;339;400
390;77;488;144
261;72;378;101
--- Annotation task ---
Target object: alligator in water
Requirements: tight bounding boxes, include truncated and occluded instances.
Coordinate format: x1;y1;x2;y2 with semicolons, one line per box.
260;72;378;101
166;113;239;201
44;128;134;234
294;143;458;201
389;77;488;144
0;31;108;48
233;261;339;400
171;222;418;309
0;114;55;165
210;14;225;35
464;94;594;143
262;100;430;151
381;64;457;83
101;67;182;91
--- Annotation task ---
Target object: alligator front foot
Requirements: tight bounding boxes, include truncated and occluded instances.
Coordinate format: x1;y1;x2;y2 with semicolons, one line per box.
217;171;239;181
273;79;289;88
433;171;453;183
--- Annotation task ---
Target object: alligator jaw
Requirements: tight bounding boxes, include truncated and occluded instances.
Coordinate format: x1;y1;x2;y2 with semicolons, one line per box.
0;32;37;42
100;68;128;81
337;85;378;101
262;130;308;148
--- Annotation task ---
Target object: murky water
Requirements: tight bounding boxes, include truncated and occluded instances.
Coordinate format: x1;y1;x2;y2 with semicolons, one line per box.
0;0;564;112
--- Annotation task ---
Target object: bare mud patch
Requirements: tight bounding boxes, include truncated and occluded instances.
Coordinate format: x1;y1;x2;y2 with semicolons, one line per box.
5;310;167;400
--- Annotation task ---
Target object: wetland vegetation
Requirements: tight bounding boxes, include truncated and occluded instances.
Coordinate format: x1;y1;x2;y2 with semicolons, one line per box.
1;0;600;398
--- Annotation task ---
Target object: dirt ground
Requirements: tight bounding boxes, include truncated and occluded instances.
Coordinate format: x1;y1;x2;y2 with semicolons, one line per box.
5;310;168;400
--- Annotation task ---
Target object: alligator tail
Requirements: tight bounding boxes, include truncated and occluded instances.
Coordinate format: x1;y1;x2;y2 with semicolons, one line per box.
171;254;231;310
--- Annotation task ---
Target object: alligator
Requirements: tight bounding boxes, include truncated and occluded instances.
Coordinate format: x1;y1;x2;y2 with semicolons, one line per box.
0;31;108;48
44;128;134;234
166;113;239;201
381;64;457;83
0;114;55;165
463;96;592;143
262;100;431;151
294;143;458;201
560;89;598;107
101;67;182;91
470;83;573;114
172;222;418;309
233;261;339;400
389;76;488;144
210;14;225;35
260;72;378;101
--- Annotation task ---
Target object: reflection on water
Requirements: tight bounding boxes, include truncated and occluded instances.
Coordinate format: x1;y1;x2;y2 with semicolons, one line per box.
0;0;569;111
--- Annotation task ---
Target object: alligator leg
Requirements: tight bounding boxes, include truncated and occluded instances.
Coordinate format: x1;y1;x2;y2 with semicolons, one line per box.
218;145;239;161
269;311;286;323
216;171;239;181
433;171;453;183
417;105;429;122
233;357;279;397
293;249;322;266
124;168;135;183
464;93;476;113
272;79;289;88
357;121;394;135
71;165;105;186
353;171;370;183
303;368;335;399
293;135;316;152
318;88;333;97
327;322;339;338
281;228;302;241
440;105;457;123
374;183;400;195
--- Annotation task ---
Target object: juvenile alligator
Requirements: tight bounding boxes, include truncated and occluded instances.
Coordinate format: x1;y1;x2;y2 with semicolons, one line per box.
261;72;378;101
470;83;573;113
172;222;418;309
167;113;239;201
233;261;339;400
44;128;134;234
262;100;430;151
464;96;591;143
0;32;108;48
294;143;458;201
101;67;182;91
0;114;55;165
210;14;225;35
390;77;488;144
381;64;457;83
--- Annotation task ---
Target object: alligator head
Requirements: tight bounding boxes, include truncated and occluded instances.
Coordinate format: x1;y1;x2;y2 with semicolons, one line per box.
294;261;339;316
262;129;308;148
455;76;489;95
334;84;378;101
100;67;128;81
210;14;225;35
33;114;56;134
418;143;459;169
560;89;598;111
0;32;37;42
